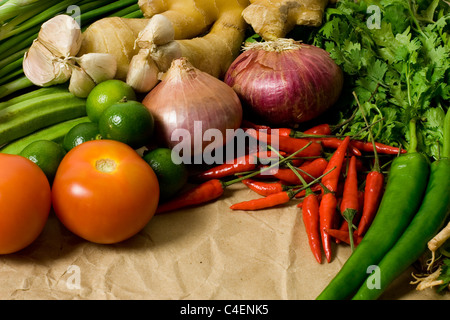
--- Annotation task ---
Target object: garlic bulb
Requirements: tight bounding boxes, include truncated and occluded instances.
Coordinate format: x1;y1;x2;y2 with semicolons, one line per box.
38;14;82;58
23;15;81;88
23;39;73;87
149;41;182;72
75;53;117;84
69;67;96;98
135;14;175;48
126;49;159;93
23;14;118;97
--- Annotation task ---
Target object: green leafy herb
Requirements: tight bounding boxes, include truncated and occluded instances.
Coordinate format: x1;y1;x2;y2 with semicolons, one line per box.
306;0;449;159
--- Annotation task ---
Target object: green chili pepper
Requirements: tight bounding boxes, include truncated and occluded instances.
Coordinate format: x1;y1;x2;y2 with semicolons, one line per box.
316;120;430;300
352;109;450;300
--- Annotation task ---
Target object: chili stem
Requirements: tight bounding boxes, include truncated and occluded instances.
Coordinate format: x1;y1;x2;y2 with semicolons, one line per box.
222;141;313;187
267;145;335;196
409;119;419;153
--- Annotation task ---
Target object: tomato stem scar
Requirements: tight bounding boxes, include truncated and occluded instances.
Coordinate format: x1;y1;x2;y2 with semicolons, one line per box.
95;158;117;173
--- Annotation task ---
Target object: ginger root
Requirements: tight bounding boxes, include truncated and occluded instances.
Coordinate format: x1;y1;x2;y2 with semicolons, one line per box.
242;0;336;41
78;0;250;90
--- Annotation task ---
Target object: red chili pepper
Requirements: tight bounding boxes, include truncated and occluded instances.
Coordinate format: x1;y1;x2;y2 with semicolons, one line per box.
277;128;294;137
241;119;271;130
304;124;332;135
350;140;406;155
356;170;385;236
321;136;351;193
274;124;332;138
272;157;328;185
242;179;287;196
325;229;363;247
245;129;323;157
196;151;281;181
294;183;322;198
319;191;338;263
314;137;362;156
355;133;386;237
297;192;323;208
339;190;364;232
302;192;323;263
340;156;360;216
230;189;294;211
156;179;225;214
196;154;258;180
339;156;360;250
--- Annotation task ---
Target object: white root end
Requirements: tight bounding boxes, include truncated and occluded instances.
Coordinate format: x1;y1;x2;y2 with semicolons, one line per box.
427;222;450;270
243;37;303;52
410;267;444;291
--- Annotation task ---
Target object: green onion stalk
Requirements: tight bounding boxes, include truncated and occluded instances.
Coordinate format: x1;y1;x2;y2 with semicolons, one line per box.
0;0;144;100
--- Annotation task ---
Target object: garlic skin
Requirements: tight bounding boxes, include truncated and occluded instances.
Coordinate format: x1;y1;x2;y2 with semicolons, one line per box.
23;39;73;87
38;14;82;58
75;53;117;84
126;49;159;93
136;14;175;48
23;14;120;97
149;41;182;72
69;67;96;98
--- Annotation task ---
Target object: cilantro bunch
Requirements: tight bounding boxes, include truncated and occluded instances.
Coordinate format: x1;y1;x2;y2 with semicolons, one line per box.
309;0;449;159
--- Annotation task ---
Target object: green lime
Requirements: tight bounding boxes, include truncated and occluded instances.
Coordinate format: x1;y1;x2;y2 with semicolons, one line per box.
63;122;102;151
20;140;66;183
143;147;188;201
98;100;154;149
86;79;137;123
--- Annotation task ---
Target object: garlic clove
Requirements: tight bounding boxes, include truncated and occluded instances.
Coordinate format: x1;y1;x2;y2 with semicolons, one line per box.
149;41;182;72
23;39;72;87
69;67;96;98
38;14;82;58
76;53;117;84
136;14;175;48
126;49;159;93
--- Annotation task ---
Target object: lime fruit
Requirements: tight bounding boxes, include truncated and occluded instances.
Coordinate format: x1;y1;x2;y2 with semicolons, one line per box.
19;140;66;183
86;79;136;123
98;100;154;149
63;122;101;151
143;147;188;201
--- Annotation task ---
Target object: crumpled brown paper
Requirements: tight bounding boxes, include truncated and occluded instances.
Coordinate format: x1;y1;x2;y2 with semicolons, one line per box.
0;183;447;300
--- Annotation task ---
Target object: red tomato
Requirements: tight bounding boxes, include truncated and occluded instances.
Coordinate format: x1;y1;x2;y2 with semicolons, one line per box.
52;140;160;244
0;154;51;254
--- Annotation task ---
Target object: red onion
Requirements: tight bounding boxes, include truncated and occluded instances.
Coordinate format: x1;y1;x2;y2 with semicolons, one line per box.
224;39;344;126
142;58;243;158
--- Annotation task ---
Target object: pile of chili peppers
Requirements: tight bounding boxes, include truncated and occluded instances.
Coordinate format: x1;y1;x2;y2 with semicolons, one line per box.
156;119;405;264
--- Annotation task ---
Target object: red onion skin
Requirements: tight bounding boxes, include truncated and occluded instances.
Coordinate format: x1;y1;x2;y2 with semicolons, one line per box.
224;43;344;126
142;59;243;156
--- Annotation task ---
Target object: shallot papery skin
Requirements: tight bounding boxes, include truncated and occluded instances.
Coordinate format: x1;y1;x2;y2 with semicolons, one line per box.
224;42;344;126
142;58;243;157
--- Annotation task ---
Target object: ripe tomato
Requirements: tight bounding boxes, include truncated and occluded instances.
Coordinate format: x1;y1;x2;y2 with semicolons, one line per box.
0;154;51;254
52;140;160;244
